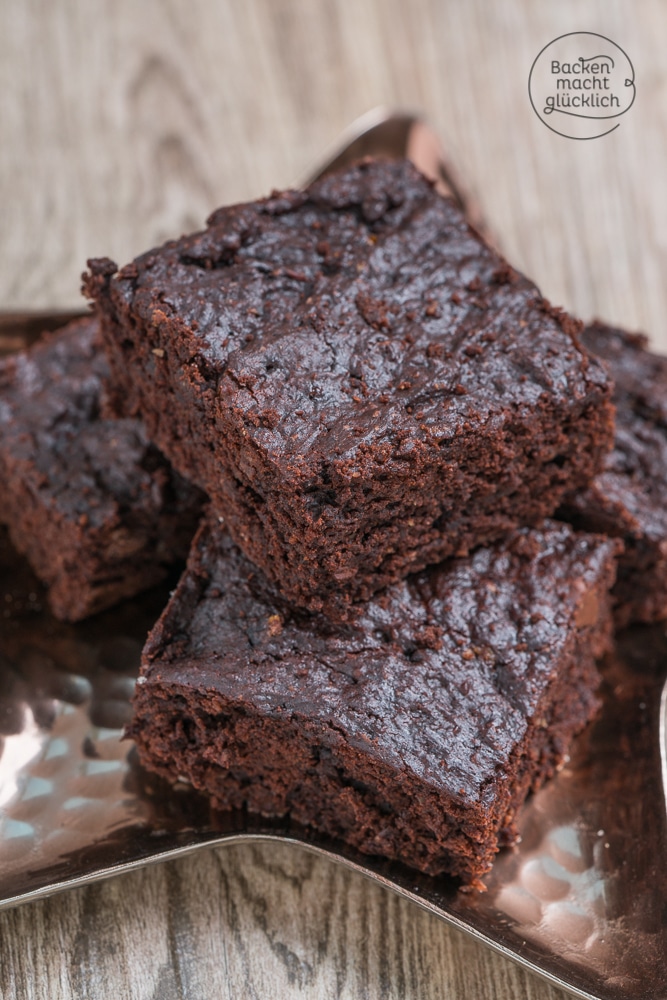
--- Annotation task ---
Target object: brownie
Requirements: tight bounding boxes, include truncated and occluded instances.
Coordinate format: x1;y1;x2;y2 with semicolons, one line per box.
129;517;618;887
0;316;204;622
85;158;614;619
560;321;667;627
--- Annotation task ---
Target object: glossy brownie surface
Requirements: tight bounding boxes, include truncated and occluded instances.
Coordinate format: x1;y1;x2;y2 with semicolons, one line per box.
131;518;617;883
88;159;614;616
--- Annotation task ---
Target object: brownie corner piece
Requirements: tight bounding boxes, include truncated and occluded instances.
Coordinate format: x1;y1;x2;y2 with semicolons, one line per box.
87;158;614;617
0;315;203;621
559;320;667;627
129;517;617;888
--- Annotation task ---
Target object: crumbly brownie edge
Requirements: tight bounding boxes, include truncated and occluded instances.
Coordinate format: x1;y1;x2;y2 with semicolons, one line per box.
200;385;615;616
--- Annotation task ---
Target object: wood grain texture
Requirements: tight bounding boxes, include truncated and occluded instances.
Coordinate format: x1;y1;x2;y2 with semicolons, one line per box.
0;1;664;997
0;842;573;1000
2;0;667;345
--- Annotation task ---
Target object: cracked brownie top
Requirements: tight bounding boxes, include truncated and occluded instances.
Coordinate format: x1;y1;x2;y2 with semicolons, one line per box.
92;159;609;472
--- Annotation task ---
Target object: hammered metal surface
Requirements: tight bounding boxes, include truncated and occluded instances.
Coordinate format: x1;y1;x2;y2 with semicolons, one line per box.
1;521;665;1000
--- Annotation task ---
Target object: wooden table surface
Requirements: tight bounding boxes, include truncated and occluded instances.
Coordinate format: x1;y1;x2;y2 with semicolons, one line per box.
1;2;665;997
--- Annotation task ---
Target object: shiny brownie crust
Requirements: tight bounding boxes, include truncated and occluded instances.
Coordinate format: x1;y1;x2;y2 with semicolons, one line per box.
86;159;614;619
129;518;617;887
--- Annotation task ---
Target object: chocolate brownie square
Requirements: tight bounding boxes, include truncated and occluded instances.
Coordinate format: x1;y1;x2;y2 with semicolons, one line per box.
129;517;617;887
86;158;614;619
560;321;667;626
0;316;203;621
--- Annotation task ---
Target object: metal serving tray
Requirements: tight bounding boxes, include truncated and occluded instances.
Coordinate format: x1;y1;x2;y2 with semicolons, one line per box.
0;455;665;1000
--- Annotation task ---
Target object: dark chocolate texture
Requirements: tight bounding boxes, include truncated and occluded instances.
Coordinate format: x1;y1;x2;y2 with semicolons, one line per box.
130;518;617;886
560;321;667;626
0;317;203;621
86;158;614;618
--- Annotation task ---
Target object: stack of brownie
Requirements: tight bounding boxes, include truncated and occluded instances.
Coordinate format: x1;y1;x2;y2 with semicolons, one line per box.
5;158;667;887
0;316;204;621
